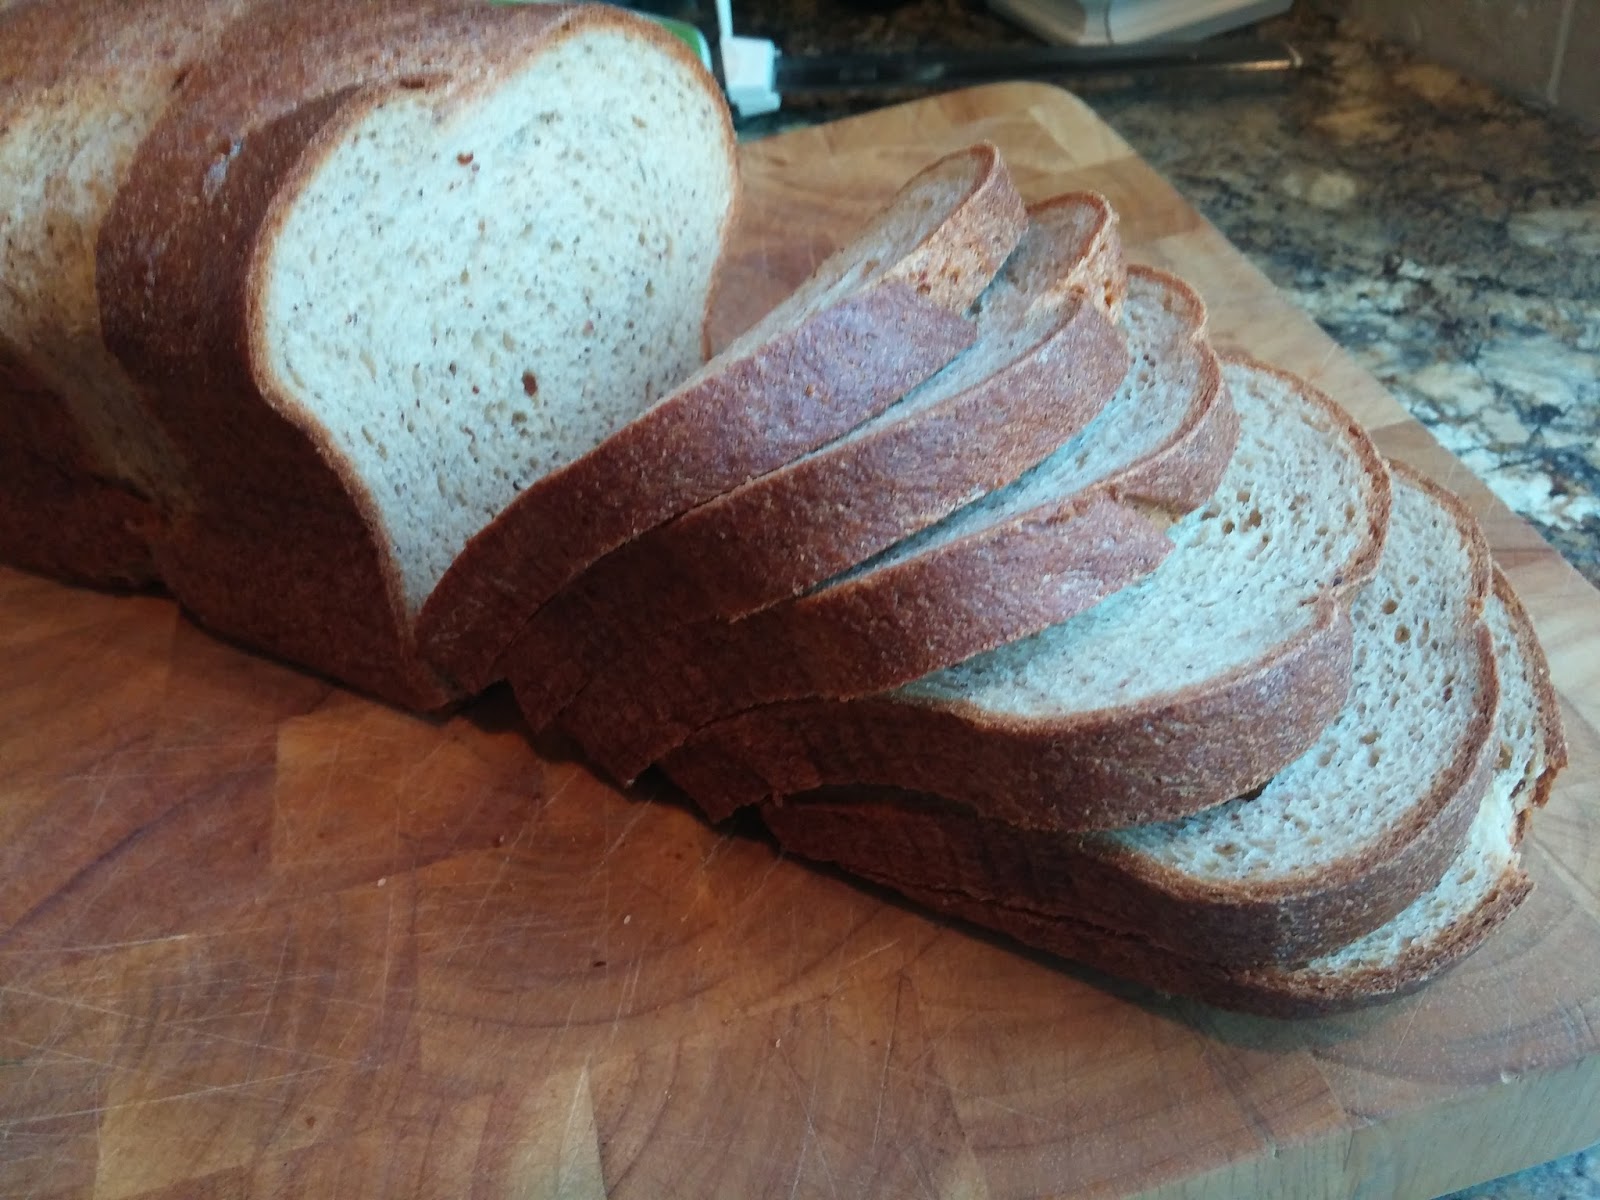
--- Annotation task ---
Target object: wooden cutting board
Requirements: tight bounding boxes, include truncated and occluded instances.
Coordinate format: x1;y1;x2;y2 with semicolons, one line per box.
3;84;1598;1200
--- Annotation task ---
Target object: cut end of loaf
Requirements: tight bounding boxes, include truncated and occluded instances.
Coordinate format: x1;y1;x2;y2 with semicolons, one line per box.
253;23;736;618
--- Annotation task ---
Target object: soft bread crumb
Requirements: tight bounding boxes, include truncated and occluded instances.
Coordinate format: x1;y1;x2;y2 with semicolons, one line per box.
258;29;732;614
1111;473;1489;882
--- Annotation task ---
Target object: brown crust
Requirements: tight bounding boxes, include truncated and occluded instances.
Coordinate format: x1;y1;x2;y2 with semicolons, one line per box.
94;2;736;710
1490;567;1569;826
873;868;1534;1017
419;143;1029;693
666;358;1390;830
558;493;1176;781
502;196;1132;732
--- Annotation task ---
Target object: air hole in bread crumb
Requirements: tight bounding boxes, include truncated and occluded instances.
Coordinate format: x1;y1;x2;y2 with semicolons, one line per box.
1395;625;1411;644
522;371;539;397
456;151;473;166
1381;597;1398;614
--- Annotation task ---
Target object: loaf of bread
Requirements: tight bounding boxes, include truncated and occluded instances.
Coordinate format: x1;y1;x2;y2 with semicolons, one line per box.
0;17;1566;1015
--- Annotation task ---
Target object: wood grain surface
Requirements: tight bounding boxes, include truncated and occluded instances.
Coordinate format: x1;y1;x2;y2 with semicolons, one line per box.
3;84;1599;1200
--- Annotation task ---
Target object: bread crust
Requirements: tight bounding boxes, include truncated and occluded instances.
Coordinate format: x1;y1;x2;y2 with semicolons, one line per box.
504;200;1132;733
95;2;737;710
1491;566;1569;825
665;357;1389;830
419;142;1028;694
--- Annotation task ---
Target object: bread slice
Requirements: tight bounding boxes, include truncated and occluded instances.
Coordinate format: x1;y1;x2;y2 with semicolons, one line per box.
664;356;1391;830
417;142;1029;694
503;193;1132;734
559;268;1238;782
759;466;1500;969
97;2;744;709
0;0;257;587
858;568;1565;1016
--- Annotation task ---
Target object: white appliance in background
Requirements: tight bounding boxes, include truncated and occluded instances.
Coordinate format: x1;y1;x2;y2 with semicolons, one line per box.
986;0;1290;45
702;0;1300;118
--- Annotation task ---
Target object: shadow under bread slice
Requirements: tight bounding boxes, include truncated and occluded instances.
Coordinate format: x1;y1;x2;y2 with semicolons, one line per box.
558;267;1238;782
760;465;1500;969
663;356;1390;831
857;567;1565;1017
502;192;1132;734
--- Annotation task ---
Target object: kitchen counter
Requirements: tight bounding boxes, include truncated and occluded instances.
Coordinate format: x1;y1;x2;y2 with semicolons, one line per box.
737;5;1600;595
734;5;1600;1198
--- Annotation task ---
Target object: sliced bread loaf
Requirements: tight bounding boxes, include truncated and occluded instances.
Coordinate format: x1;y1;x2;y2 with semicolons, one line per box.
0;0;257;586
863;568;1564;1016
664;356;1391;829
759;466;1500;968
417;142;1029;694
503;193;1132;733
97;2;745;708
557;268;1238;781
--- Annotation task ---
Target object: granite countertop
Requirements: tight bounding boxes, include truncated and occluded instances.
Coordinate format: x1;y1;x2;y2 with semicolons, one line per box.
732;5;1600;1197
736;5;1600;593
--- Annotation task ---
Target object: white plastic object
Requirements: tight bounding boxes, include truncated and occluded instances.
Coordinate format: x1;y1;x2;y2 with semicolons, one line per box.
714;0;781;116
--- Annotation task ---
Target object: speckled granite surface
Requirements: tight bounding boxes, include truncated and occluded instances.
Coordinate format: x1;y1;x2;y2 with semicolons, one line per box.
732;5;1600;1196
738;6;1600;592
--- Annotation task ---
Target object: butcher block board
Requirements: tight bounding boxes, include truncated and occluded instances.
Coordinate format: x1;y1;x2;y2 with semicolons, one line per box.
3;84;1599;1200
